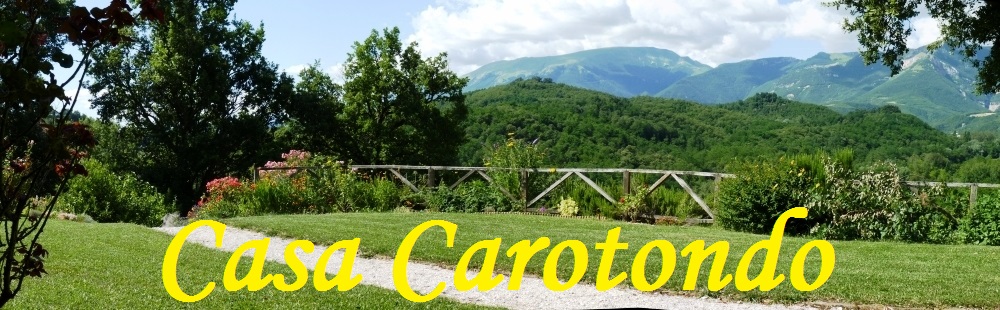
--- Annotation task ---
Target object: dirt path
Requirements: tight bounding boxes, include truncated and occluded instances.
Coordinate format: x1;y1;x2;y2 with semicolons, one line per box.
155;225;815;310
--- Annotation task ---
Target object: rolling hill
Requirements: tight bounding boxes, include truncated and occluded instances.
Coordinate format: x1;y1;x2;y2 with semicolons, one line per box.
463;47;710;97
463;46;998;132
459;79;960;171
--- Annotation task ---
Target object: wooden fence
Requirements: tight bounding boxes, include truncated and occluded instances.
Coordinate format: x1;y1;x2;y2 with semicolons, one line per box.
256;165;1000;225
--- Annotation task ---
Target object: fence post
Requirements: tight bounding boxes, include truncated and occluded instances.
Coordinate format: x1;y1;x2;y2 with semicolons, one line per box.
520;169;529;209
714;174;722;205
427;167;436;188
970;184;979;211
623;170;631;195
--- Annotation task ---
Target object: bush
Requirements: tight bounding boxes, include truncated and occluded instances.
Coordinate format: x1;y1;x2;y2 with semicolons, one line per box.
557;196;578;216
189;151;409;219
484;133;548;211
615;185;655;222
448;180;513;213
961;192;1000;245
716;156;821;235
718;152;966;244
57;158;172;227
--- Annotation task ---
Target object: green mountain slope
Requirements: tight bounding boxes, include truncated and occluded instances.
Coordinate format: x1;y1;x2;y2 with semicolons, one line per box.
460;79;958;170
657;57;801;103
463;47;711;97
465;46;999;133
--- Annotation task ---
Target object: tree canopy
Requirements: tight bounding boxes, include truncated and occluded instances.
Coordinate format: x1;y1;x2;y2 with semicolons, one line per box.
828;0;1000;94
0;0;162;305
341;27;468;165
87;0;293;213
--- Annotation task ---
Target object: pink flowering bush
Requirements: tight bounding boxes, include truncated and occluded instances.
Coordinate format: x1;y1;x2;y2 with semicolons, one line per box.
259;150;311;179
188;176;250;218
189;150;404;219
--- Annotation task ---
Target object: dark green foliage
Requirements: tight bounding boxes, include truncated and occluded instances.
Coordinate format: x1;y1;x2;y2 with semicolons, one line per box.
342;27;468;165
716;157;820;235
955;157;1000;183
57;159;172;227
88;0;294;215
276;62;349;157
469;46;998;131
829;0;1000;94
962;192;1000;245
449;181;514;213
462;79;957;173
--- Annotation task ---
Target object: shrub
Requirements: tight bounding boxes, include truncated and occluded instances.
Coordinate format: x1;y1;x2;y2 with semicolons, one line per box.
716;156;820;235
557;196;578;216
961;192;1000;245
615;185;654;222
807;161;959;243
422;185;458;212
484;133;548;211
57;158;172;227
457;180;514;212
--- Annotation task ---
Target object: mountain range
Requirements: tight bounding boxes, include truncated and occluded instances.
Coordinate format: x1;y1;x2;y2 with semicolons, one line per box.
463;46;998;132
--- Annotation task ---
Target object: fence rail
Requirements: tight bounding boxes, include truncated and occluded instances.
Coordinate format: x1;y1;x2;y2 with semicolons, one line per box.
256;165;1000;225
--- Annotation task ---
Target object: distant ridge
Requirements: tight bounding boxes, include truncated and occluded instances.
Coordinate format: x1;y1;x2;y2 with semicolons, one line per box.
464;46;998;132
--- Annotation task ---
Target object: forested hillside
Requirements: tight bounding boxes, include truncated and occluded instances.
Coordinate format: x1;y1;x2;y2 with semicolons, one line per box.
460;78;1000;180
465;47;998;133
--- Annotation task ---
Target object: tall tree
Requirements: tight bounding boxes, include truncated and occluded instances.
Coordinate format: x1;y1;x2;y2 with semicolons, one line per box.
0;0;162;305
341;27;468;165
275;62;348;157
828;0;1000;93
88;0;293;214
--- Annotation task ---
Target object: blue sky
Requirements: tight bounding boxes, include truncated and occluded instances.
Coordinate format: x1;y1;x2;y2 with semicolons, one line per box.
62;0;943;115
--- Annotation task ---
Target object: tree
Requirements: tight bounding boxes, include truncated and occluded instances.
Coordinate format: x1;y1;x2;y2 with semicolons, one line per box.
0;0;161;305
828;0;1000;94
88;0;294;215
275;62;349;156
341;27;468;165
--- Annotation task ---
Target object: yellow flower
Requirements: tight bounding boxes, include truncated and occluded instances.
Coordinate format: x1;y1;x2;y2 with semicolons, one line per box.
506;141;514;147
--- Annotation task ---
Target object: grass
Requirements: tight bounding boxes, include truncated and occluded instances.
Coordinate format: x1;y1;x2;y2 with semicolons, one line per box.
225;212;1000;308
6;220;495;309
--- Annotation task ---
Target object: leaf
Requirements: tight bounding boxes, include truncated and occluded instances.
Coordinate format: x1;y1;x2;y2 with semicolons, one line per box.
90;7;106;19
53;52;74;69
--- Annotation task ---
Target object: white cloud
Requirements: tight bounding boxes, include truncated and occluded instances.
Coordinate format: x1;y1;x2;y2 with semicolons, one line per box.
908;15;942;48
283;64;309;76
408;0;945;74
326;63;345;84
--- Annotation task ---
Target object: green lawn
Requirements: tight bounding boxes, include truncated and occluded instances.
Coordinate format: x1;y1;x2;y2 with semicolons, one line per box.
225;212;1000;308
6;220;493;309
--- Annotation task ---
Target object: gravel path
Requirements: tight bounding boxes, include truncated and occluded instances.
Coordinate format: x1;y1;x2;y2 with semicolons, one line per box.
154;225;815;310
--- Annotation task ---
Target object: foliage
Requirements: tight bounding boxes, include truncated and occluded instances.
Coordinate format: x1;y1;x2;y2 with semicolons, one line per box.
87;0;294;216
961;191;1000;245
189;150;406;219
718;151;969;244
341;27;468;165
445;180;513;213
827;0;1000;94
716;155;824;235
483;133;548;210
461;80;961;173
275;62;349;157
615;185;655;222
56;159;171;227
556;196;578;216
0;0;161;305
